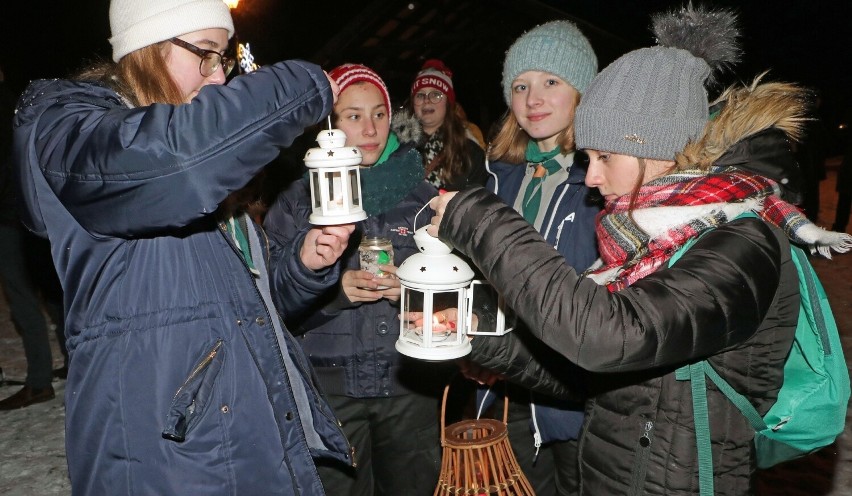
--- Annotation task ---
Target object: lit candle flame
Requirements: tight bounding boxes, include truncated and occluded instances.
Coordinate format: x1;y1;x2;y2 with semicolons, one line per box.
224;0;239;9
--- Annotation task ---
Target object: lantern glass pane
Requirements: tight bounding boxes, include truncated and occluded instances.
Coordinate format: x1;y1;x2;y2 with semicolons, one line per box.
470;283;499;333
400;288;467;347
469;282;515;335
400;288;425;342
325;171;344;211
348;169;361;206
311;170;322;209
430;290;464;346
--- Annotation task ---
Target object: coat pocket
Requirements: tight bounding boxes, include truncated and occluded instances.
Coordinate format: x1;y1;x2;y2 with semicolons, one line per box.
162;339;225;443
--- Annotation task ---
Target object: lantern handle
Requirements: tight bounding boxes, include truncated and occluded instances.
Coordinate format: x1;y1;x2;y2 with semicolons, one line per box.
439;379;509;446
412;201;431;233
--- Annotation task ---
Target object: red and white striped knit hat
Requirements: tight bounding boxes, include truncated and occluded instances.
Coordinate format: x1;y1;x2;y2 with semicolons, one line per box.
328;63;392;120
410;59;455;104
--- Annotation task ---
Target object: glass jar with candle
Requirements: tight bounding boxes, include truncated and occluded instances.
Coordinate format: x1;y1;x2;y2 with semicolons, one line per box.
359;236;394;287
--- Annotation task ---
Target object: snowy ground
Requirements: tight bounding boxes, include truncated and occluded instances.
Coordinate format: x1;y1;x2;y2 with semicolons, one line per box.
0;315;69;495
1;165;851;495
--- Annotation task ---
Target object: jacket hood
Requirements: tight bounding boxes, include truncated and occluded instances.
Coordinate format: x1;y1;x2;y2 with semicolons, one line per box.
677;77;809;202
13;79;126;237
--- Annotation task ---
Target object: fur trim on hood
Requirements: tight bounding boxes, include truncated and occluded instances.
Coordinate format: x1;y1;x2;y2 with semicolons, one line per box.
677;74;809;170
390;107;423;146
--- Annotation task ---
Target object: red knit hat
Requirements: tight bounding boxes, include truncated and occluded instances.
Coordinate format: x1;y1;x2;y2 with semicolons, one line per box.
328;63;392;120
410;59;455;104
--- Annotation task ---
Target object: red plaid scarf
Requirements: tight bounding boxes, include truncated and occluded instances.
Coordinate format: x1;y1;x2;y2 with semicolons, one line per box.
589;166;851;292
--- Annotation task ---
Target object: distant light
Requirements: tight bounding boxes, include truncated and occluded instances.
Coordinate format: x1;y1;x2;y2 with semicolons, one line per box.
408;3;415;9
839;123;847;130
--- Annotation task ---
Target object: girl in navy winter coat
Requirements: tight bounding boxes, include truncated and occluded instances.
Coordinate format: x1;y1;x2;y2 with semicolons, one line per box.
264;64;445;496
464;20;601;495
12;0;353;494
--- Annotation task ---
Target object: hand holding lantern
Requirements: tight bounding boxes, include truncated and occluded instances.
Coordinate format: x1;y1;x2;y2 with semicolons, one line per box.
300;224;355;271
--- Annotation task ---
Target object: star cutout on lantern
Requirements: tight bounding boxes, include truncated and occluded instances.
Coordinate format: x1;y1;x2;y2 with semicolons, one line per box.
327;150;335;157
453;266;459;272
420;267;427;272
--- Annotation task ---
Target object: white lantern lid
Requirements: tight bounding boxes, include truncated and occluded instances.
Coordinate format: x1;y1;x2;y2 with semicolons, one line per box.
304;129;363;168
396;227;475;288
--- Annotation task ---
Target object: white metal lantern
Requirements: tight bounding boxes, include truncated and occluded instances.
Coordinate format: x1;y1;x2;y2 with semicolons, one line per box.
395;226;512;361
304;129;368;225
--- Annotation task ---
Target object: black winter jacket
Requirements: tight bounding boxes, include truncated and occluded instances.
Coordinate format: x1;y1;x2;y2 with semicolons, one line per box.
438;186;799;495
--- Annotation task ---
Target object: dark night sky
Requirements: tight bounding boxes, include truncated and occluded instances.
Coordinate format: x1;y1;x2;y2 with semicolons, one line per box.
2;1;850;148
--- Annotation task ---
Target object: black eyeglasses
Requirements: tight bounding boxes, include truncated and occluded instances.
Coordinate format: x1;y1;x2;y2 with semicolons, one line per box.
413;90;445;105
169;38;236;77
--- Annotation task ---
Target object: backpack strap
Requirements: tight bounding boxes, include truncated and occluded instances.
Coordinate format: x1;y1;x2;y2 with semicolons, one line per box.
669;212;764;496
790;246;831;353
675;363;715;496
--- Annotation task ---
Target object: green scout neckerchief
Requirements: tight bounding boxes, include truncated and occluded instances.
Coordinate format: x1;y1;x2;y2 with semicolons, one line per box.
521;140;563;224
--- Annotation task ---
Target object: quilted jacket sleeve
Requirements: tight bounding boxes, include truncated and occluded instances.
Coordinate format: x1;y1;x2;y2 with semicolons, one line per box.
467;330;587;401
20;60;332;237
439;187;783;373
264;178;344;321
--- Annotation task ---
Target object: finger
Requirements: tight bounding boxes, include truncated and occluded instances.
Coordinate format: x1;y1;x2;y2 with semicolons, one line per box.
379;287;401;299
354;288;383;300
377;264;397;274
322;225;355;239
315;233;344;250
377;276;400;289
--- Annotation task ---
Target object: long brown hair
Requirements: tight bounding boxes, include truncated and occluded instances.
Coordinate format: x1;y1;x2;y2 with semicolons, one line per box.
75;42;184;106
488;90;580;164
429;100;477;183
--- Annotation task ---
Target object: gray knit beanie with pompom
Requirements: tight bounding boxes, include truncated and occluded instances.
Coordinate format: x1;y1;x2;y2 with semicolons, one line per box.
574;5;740;160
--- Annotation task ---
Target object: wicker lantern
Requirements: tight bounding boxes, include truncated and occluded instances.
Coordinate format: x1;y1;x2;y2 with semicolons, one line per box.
434;385;534;496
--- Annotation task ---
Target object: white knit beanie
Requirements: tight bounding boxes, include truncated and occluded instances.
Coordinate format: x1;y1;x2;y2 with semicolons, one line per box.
109;0;235;62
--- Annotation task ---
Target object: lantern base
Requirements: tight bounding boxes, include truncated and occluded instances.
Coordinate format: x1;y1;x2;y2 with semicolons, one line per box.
395;339;471;361
309;210;367;225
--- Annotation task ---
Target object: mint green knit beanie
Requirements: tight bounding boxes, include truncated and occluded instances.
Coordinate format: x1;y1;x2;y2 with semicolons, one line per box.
502;20;598;104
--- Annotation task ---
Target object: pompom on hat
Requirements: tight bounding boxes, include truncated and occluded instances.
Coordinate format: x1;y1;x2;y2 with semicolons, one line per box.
574;4;740;160
410;59;455;104
109;0;235;62
328;63;393;121
502;20;597;104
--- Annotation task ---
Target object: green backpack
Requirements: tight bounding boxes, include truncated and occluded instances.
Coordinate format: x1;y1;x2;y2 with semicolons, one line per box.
670;218;850;496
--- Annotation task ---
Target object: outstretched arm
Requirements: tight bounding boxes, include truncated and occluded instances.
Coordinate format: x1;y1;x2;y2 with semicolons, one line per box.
432;187;783;373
